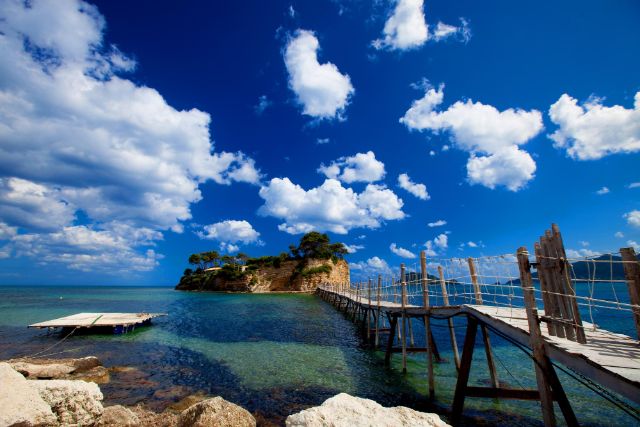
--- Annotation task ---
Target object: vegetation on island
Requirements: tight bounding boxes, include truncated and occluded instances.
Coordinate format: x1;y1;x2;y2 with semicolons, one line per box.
177;232;348;290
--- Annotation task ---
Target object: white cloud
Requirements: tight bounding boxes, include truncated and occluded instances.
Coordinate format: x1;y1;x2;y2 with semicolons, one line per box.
373;0;428;50
428;220;446;227
566;248;601;259
397;173;429;200
10;224;162;273
284;29;354;119
580;241;590;247
198;220;261;248
318;151;385;183
628;240;640;251
350;256;393;277
625;210;640;228
258;178;405;234
425;233;448;256
343;244;364;254
254;95;272;115
401;84;543;191
432;19;471;42
549;93;640;160
316;138;331;145
615;231;624;238
628;182;640;189
596;186;610;195
0;222;17;240
467;241;478;248
429;150;436;156
0;0;261;272
390;243;416;259
288;5;296;18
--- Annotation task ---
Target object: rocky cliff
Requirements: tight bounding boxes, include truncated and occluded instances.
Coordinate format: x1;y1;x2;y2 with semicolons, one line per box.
175;258;349;293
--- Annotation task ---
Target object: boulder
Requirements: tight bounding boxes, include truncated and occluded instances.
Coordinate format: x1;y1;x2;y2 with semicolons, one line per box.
98;405;140;426
285;393;450;427
178;397;256;427
0;362;57;427
8;356;105;381
31;378;104;426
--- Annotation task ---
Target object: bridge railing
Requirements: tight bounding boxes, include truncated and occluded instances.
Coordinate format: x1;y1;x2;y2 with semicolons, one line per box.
334;224;640;342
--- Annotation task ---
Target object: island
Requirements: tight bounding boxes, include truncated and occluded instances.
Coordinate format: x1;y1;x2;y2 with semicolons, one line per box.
175;232;350;292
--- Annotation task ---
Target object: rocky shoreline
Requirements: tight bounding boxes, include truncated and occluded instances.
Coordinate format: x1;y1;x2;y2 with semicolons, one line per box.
0;357;451;427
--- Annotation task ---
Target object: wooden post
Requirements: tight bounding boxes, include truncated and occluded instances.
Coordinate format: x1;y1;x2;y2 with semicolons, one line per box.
518;247;557;427
367;278;372;344
385;314;398;366
551;224;586;343
401;263;408;374
620;247;640;341
541;231;575;340
439;265;460;371
421;251;435;399
451;316;478;425
376;275;382;348
535;242;559;337
393;278;402;341
467;257;499;389
467;257;483;304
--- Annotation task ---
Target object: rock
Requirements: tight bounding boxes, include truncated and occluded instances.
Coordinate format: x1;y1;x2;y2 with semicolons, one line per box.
178;397;256;427
8;356;104;381
285;393;450;427
0;362;57;427
166;392;209;413
31;378;104;426
98;405;140;426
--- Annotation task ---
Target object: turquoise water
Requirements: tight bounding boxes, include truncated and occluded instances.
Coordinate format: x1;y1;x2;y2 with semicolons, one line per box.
0;286;637;426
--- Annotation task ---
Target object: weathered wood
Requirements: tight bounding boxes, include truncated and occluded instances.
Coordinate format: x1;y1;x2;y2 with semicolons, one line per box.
400;263;408;374
535;241;559;337
541;234;574;340
439;265;460;370
551;224;586;344
367;278;372;344
620;247;640;341
29;312;165;330
376;275;382;347
467;257;483;304
451;316;478;425
421;251;435;399
385;314;398;366
518;247;557;427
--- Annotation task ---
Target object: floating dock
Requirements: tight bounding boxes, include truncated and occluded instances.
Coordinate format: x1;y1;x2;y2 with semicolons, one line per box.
29;312;166;334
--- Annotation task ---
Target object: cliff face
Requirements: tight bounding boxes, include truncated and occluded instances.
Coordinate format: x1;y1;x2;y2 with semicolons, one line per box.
175;259;349;293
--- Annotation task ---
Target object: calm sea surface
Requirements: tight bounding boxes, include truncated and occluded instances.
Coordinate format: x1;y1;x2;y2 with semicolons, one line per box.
0;285;637;426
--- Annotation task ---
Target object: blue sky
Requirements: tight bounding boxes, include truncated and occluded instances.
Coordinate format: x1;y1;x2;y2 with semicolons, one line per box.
0;0;639;285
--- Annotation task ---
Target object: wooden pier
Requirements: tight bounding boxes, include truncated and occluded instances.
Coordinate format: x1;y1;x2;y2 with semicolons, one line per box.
29;312;166;334
317;224;640;426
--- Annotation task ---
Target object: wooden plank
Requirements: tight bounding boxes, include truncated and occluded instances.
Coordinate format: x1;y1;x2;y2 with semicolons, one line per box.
518;247;557;427
620;247;640;341
29;312;165;328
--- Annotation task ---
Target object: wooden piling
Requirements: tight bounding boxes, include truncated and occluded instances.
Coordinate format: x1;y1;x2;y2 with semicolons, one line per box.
367;278;372;344
439;265;460;371
401;263;408;374
376;275;382;348
421;251;435;399
467;257;499;389
620;247;640;341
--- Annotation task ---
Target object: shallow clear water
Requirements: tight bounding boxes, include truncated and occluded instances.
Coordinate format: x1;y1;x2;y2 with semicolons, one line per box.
0;286;637;426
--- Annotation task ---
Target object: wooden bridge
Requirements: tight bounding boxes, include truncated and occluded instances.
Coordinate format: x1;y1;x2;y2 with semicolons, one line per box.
317;224;640;426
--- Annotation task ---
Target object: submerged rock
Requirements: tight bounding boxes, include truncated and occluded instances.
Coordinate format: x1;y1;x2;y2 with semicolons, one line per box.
8;356;109;383
31;379;104;426
0;362;57;427
285;393;450;427
178;397;256;427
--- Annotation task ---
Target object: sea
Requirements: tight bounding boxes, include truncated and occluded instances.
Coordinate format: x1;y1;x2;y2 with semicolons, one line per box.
0;285;638;426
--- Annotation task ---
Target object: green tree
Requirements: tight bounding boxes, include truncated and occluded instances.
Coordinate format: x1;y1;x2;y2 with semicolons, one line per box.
188;253;203;270
290;232;348;260
201;250;220;269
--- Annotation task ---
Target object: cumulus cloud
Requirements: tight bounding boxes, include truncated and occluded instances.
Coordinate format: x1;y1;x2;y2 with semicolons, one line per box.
397;173;429;200
197;220;262;252
549;93;640;160
318;151;385;183
625;210;640;228
343;243;364;254
373;0;428;50
428;220;446;227
424;233;448;256
316;138;331;145
350;256;393;277
432;19;471;42
401;84;543;191
390;243;416;259
566;248;601;259
615;231;624;238
258;178;405;234
596;186;610;195
0;0;261;273
284;29;354;119
628;240;640;251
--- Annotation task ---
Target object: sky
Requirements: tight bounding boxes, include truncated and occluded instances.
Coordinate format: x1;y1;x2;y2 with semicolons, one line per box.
0;0;639;285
